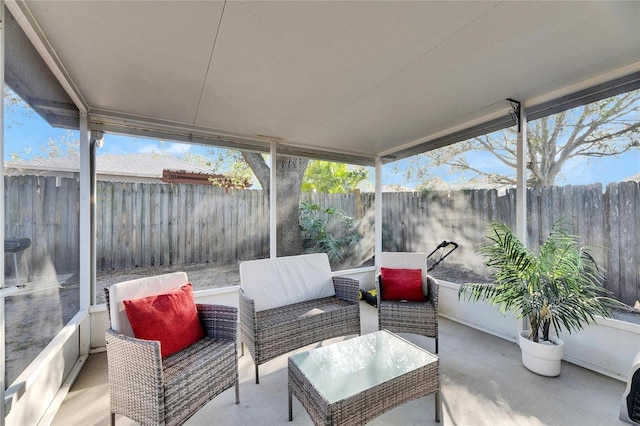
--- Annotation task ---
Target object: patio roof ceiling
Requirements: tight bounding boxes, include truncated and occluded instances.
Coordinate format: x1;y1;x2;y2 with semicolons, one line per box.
5;1;640;166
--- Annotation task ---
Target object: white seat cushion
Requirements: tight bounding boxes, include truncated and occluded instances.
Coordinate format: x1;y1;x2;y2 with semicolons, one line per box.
108;271;189;337
240;253;335;312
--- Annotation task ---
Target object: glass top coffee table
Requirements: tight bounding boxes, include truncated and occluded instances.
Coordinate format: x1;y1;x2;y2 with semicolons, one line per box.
288;330;441;425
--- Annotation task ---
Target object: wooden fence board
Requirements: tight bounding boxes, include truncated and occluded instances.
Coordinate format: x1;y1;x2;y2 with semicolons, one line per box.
620;182;637;305
168;184;178;265
635;181;640;306
606;183;622;300
134;183;143;267
161;184;170;265
194;185;205;263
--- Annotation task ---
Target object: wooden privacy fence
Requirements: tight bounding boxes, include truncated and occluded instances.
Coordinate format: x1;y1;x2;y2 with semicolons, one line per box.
5;176;80;277
380;182;639;306
4;176;639;305
96;182;270;270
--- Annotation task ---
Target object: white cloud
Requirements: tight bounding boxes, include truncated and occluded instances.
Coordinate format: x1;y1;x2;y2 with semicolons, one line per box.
167;143;192;154
138;142;192;155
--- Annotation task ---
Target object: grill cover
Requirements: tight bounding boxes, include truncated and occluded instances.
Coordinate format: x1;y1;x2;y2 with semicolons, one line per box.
4;238;31;253
621;351;640;424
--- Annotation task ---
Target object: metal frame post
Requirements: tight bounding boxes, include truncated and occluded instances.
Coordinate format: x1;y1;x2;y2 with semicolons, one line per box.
270;141;277;258
78;113;91;355
0;3;7;422
89;131;102;305
516;102;527;244
515;101;528;335
374;156;382;269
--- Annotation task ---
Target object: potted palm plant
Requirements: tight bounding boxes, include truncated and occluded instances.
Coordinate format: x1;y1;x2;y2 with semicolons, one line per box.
458;220;621;376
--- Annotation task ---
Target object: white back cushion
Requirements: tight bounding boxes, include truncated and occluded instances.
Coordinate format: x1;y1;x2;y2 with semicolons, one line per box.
240;253;335;312
108;271;189;336
380;252;428;293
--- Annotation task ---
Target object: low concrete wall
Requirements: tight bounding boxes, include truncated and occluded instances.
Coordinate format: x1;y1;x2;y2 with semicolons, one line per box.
438;279;640;382
438;279;519;343
333;266;375;290
5;311;87;426
562;316;640;382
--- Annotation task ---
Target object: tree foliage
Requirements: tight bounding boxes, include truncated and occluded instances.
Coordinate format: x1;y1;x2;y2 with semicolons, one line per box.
200;149;255;189
299;202;361;267
4;86;34;129
43;131;80;158
403;90;640;187
8;129;79;162
302;161;368;193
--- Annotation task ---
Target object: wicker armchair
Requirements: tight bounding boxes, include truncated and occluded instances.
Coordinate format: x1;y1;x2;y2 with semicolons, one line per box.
376;252;439;353
104;272;239;426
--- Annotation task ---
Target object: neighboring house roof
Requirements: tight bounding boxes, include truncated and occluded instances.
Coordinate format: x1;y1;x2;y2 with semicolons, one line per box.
6;153;212;178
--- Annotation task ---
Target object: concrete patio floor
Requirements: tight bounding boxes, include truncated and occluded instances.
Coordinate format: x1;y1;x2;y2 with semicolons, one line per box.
52;301;627;426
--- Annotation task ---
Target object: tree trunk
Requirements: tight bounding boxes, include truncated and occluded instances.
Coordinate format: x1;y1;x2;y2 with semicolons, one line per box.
529;315;539;343
542;318;551;342
241;152;309;257
275;156;308;256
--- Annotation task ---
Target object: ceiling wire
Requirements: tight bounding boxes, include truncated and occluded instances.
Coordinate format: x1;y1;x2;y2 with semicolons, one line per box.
193;1;227;125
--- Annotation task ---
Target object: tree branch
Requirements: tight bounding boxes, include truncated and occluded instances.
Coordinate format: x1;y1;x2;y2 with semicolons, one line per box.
242;152;270;195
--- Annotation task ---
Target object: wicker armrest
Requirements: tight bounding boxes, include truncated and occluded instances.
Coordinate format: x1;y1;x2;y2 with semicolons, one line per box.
238;288;256;328
332;276;360;303
105;328;165;422
426;275;439;309
197;304;238;341
238;289;256;356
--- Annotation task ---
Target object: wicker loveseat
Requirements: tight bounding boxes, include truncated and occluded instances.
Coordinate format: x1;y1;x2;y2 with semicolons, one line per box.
239;253;361;383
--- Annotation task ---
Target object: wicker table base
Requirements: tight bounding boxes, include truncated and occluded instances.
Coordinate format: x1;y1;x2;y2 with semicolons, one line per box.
288;330;441;425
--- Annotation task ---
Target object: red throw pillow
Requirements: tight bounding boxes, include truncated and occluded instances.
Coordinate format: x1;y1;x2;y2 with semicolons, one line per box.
123;283;205;358
380;268;426;302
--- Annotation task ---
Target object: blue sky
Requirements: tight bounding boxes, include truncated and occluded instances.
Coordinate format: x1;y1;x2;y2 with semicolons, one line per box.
4;92;639;189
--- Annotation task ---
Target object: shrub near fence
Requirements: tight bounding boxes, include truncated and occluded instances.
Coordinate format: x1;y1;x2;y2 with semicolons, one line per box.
4;175;639;306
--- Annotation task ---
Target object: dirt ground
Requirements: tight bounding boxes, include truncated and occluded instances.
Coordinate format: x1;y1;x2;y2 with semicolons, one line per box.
93;261;242;304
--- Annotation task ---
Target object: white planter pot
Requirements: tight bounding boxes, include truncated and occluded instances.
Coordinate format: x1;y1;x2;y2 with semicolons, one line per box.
518;330;564;377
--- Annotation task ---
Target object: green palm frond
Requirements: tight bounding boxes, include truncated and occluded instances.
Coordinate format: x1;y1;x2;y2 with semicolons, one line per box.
459;219;623;342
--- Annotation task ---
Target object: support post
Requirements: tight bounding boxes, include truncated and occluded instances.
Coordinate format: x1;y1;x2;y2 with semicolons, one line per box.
0;3;7;422
515;101;527;244
79;114;90;311
514;100;528;335
89;131;102;305
374;157;383;269
79;113;91;355
270;141;277;258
